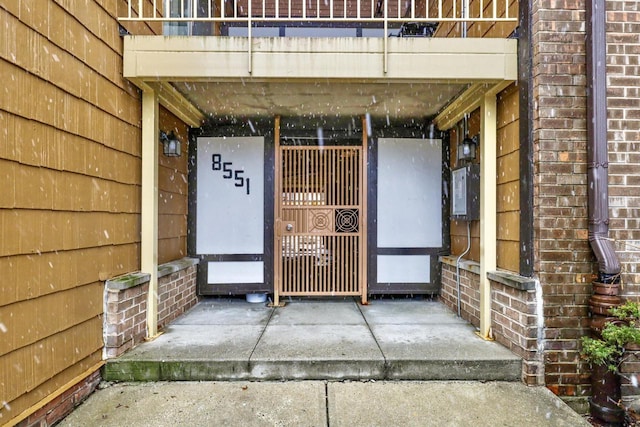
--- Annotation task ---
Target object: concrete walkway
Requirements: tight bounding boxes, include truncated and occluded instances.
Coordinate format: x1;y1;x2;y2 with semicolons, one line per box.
104;298;522;381
73;298;592;426
59;380;590;426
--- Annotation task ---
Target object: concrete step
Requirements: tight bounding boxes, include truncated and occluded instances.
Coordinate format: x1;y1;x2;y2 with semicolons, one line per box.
103;298;522;382
103;358;522;382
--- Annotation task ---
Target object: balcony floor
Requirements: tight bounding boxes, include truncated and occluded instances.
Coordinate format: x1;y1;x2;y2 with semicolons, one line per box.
103;297;522;381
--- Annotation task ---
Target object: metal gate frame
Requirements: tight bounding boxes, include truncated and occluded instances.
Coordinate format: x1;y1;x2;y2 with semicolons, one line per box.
273;116;368;306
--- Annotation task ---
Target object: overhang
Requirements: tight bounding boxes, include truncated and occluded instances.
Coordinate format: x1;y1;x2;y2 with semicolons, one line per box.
123;36;517;125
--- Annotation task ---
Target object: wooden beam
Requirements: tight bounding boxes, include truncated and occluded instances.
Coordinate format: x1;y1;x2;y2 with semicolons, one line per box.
479;92;497;339
434;83;492;130
152;81;205;128
434;81;513;130
141;89;160;339
123;36;517;81
125;79;204;128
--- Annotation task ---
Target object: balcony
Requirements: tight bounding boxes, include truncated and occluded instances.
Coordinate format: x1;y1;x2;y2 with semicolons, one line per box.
121;0;517;37
119;0;518;126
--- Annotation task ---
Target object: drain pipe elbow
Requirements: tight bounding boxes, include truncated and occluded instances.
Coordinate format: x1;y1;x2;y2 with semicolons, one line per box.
588;231;621;278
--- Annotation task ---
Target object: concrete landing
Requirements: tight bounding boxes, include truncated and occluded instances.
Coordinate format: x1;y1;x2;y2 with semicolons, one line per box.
103;298;522;382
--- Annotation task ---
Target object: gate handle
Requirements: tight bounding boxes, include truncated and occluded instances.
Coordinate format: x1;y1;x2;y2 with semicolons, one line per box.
286;224;293;231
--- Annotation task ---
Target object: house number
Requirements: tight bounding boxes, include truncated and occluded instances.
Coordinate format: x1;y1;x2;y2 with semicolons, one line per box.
211;154;251;195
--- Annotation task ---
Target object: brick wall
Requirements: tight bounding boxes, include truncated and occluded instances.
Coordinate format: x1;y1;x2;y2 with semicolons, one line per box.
620;351;640;403
440;259;543;384
440;260;481;327
531;0;596;398
158;263;199;329
16;369;101;427
606;0;640;292
104;277;149;359
104;258;199;358
532;0;640;399
490;280;543;386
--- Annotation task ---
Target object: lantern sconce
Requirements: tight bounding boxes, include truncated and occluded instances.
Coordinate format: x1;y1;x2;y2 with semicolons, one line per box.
457;134;478;163
159;131;181;157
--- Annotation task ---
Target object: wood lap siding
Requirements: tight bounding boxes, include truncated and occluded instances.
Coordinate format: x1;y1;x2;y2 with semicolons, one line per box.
0;1;169;421
449;83;520;273
158;107;189;265
496;83;520;272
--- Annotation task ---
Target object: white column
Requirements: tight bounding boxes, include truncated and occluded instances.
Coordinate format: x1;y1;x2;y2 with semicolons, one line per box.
141;89;159;338
479;92;497;339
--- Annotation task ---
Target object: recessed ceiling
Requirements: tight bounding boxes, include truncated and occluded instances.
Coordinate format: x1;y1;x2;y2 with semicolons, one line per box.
172;80;468;120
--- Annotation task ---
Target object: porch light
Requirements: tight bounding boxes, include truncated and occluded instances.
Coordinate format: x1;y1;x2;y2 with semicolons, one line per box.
457;135;478;162
160;131;181;157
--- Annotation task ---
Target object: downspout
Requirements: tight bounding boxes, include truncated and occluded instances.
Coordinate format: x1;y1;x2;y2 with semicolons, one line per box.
586;0;621;282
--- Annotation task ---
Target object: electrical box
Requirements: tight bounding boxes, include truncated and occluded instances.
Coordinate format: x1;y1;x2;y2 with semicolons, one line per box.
451;164;480;221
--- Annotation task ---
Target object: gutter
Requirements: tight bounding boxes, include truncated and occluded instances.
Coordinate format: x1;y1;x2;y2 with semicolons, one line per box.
586;0;621;282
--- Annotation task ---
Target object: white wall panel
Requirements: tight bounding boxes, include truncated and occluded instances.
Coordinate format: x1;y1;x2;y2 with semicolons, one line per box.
196;137;264;254
377;138;442;248
207;261;264;284
377;255;431;283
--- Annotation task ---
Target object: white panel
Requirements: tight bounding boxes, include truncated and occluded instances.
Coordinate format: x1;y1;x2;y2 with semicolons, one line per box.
196;137;264;254
377;255;431;283
208;261;264;284
377;138;442;247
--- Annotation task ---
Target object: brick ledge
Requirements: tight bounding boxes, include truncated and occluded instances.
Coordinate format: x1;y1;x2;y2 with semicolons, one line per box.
440;256;536;291
106;257;199;290
439;255;480;275
487;271;537;291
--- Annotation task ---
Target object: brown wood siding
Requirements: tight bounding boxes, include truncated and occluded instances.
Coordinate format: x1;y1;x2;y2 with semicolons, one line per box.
0;1;162;422
158;107;189;264
449;84;519;273
434;0;518;37
496;83;520;272
450;112;481;263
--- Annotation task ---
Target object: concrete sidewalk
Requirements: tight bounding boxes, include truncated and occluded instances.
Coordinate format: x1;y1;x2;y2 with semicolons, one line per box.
59;380;590;426
104;298;522;382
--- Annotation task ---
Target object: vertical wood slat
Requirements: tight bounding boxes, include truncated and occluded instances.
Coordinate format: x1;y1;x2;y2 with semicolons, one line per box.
277;144;364;299
273;116;281;306
360;116;368;303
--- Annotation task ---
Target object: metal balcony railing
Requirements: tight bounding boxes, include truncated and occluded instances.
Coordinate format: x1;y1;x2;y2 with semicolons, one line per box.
120;0;517;73
121;0;517;31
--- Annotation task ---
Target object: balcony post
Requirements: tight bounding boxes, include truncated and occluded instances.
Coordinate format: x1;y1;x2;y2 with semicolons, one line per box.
479;91;497;339
141;89;159;339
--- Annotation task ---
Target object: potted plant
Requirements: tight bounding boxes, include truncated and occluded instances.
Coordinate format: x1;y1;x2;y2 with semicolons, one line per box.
582;301;640;425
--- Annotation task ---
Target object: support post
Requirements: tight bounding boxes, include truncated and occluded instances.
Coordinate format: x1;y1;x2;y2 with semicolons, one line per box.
479;92;497;339
141;89;159;339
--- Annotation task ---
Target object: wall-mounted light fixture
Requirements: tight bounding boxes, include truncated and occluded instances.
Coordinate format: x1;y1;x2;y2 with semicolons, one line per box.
457;134;478;162
457;114;478;163
159;131;181;157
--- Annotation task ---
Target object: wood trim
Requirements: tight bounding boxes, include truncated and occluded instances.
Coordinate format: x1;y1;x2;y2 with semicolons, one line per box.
479;92;498;339
5;362;104;427
198;254;265;262
141;89;159;338
361;115;369;304
518;0;534;278
188;120;275;296
123;37;517;81
377;248;443;255
273;115;282;306
367;135;378;298
149;81;205;128
434;81;514;131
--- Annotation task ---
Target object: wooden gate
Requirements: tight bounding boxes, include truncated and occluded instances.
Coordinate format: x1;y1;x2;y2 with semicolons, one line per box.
273;118;367;305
